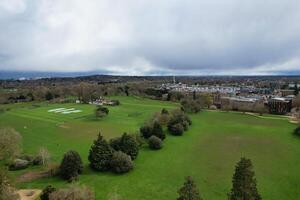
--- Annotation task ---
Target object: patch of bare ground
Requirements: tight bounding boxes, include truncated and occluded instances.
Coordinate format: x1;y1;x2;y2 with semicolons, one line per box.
17;189;42;200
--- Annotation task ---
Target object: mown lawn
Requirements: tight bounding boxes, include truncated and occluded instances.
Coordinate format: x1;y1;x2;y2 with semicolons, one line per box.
0;96;299;200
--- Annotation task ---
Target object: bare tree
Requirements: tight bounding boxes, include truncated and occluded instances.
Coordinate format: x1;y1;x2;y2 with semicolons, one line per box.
37;147;51;166
0;128;22;161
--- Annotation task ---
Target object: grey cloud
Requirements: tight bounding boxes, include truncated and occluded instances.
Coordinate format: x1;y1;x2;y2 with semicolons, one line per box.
0;0;300;75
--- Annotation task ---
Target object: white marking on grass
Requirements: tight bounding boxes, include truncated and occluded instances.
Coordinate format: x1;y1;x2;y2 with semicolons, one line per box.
48;108;82;114
48;108;65;112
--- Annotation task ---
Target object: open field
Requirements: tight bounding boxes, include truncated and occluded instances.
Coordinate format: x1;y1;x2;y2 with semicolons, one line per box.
0;96;299;199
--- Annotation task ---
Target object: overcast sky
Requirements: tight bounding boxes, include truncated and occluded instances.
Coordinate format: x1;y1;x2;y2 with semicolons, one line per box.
0;0;300;75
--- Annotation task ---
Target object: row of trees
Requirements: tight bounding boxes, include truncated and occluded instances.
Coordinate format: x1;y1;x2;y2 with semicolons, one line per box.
140;108;192;151
58;133;140;182
177;158;261;200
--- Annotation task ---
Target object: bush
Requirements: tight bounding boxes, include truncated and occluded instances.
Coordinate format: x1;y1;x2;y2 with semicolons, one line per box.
169;123;184;136
168;110;191;135
181;99;201;113
161;108;169;115
111;99;120;106
49;185;95;200
140;125;153;139
40;185;57;200
88;134;113;171
152;121;165;140
59;150;83;182
148;136;163;150
140;121;166;140
9;159;30;170
110;151;133;173
109;133;139;160
95;106;109;118
294;126;300;137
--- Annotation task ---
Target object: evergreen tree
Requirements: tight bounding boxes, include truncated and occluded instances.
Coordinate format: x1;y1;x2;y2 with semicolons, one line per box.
59;150;83;182
177;176;202;200
88;134;113;171
109;133;139;160
229;157;261;200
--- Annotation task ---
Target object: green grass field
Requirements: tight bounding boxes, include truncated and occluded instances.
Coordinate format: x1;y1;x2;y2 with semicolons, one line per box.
0;96;299;200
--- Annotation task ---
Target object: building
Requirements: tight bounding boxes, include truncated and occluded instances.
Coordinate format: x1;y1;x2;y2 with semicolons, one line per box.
268;97;292;115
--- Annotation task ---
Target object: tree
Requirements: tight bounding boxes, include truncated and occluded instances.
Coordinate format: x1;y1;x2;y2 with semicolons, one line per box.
140;124;153;139
59;150;83;182
88;134;113;171
293;94;300;108
95;106;109;118
148;135;163;150
140;121;166;140
109;133;139;160
229;157;261;200
0;168;20;200
110;151;133;173
40;185;57;200
34;147;51;166
152;121;165;140
177;176;202;200
294;83;299;96
45;91;54;100
0;128;22;161
181;99;201;113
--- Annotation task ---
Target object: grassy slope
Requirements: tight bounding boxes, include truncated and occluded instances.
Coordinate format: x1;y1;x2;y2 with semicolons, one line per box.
0;97;299;199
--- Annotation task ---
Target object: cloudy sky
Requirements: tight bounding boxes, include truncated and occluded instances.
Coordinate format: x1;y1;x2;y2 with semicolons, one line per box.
0;0;300;75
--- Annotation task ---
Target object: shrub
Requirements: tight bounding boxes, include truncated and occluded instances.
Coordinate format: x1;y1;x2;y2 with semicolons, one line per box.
181;99;201;113
148;136;163;150
294;126;300;137
140;121;166;140
9;159;30;170
40;185;57;200
110;151;133;173
161;108;169;115
111;99;120;106
169;123;184;136
88;134;113;171
152;121;165;140
140;125;153;139
0;168;20;200
49;185;95;200
95;106;109;118
109;133;139;160
59;150;83;182
168;109;191;135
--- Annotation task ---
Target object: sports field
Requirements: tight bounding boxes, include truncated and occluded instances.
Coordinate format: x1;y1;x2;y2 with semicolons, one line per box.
0;96;299;199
